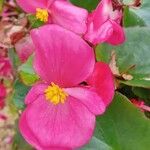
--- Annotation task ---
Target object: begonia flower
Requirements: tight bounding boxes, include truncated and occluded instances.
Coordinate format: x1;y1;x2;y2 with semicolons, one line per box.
19;25;114;150
84;0;125;45
15;35;35;63
16;0;88;34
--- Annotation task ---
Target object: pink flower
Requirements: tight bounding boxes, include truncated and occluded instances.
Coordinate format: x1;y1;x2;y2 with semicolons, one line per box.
16;0;88;34
19;25;114;149
84;0;125;45
15;35;35;63
0;83;6;109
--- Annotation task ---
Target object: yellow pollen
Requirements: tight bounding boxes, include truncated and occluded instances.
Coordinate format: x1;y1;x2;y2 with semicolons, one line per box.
36;8;49;22
44;82;68;105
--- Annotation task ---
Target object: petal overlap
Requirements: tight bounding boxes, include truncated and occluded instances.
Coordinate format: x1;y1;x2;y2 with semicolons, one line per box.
51;1;88;34
25;83;48;105
65;87;106;115
87;62;115;106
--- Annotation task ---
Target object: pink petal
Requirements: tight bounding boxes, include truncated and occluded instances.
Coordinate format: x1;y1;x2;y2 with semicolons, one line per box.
25;83;48;105
31;25;94;87
50;0;88;34
15;35;35;63
65;87;105;115
19;95;95;149
106;20;125;45
16;0;50;13
84;20;113;45
87;62;115;106
89;0;112;28
19;112;45;150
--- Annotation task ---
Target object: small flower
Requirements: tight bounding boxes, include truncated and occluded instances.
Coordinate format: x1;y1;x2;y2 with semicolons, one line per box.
19;25;114;149
84;0;125;45
16;0;88;34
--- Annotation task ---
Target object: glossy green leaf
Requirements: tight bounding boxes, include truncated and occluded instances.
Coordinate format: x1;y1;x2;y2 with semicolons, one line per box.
130;0;150;26
8;48;21;70
96;27;150;88
123;6;145;27
132;87;150;103
70;0;99;12
18;56;39;86
12;80;30;109
95;92;150;150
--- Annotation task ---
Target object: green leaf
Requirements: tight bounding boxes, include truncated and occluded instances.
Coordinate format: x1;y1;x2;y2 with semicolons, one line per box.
12;122;33;150
96;44;111;63
79;137;112;150
8;48;21;70
132;87;150;103
18;56;39;86
12;80;30;109
123;6;145;27
129;0;150;26
70;0;99;12
120;80;150;88
96;27;150;88
95;92;150;150
28;15;44;28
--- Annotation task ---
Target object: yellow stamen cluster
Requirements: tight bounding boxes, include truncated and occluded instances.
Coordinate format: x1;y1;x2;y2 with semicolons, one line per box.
36;8;49;22
44;83;68;105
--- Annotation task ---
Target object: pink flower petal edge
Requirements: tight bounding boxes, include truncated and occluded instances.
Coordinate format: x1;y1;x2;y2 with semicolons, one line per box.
87;62;115;106
65;87;106;115
16;0;50;13
25;83;48;105
51;0;88;34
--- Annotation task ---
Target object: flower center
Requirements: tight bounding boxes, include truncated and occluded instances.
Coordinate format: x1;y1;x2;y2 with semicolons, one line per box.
44;82;68;105
36;8;49;22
